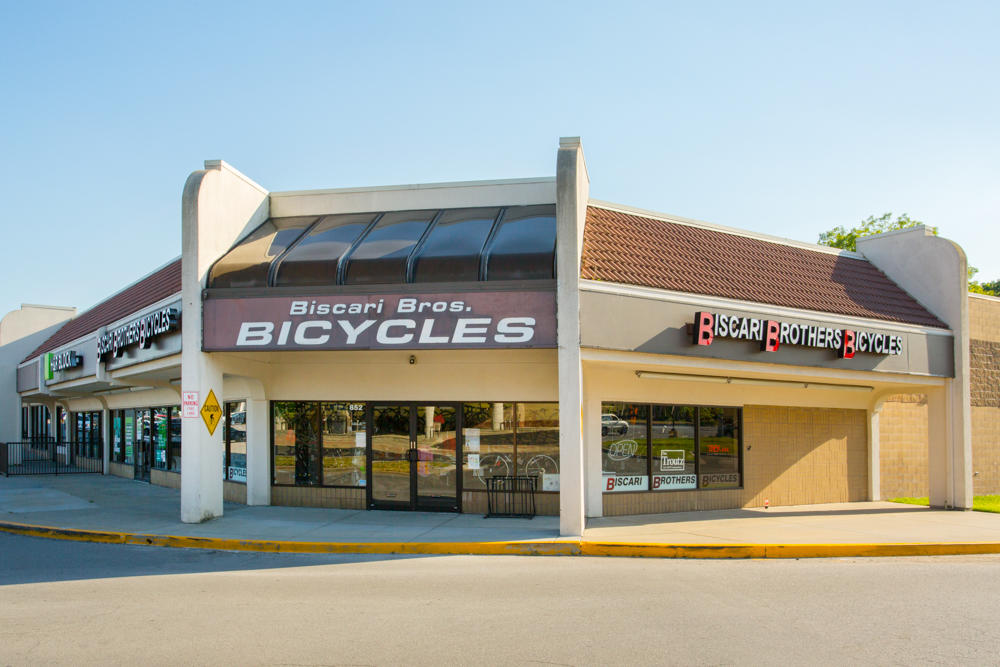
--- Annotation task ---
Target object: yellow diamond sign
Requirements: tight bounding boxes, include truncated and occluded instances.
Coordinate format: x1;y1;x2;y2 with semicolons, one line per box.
200;389;222;436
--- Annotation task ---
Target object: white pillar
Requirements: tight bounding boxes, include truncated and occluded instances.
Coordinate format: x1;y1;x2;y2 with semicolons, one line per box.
927;387;950;508
492;402;504;431
245;397;270;505
555;137;590;537
583;373;603;517
181;160;269;523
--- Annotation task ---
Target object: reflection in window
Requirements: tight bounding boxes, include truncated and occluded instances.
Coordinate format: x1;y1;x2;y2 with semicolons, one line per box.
698;407;740;488
272;402;321;485
342;210;436;285
153;408;169;470
601;403;649;488
321;402;367;487
462;402;514;491
484;205;556;281
272;213;377;286
410;207;500;283
515;403;560;490
225;401;247;483
207;217;316;288
169;406;181;472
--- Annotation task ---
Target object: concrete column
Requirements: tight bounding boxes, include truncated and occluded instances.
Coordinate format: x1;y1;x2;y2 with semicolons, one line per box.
245;397;270;506
101;407;110;475
492;403;504;431
858;227;972;510
582;372;603;517
181;160;269;523
555;137;590;537
424;406;435;439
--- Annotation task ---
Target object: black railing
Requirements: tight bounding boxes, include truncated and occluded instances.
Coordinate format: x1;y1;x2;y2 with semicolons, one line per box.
1;440;103;476
485;476;537;518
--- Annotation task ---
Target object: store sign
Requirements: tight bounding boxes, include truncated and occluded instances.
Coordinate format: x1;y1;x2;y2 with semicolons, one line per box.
44;350;81;379
227;466;247;483
97;307;179;360
700;473;740;488
660;450;685;472
652;474;697;490
693;311;903;359
203;291;557;351
604;474;648;492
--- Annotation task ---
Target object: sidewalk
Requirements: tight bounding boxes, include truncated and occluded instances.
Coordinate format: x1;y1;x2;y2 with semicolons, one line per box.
3;474;1000;558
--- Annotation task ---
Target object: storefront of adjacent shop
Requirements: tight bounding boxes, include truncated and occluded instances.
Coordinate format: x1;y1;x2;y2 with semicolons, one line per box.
15;261;188;487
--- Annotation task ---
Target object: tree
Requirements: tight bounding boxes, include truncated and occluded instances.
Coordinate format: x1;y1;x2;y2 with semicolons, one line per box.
818;213;998;296
817;212;935;253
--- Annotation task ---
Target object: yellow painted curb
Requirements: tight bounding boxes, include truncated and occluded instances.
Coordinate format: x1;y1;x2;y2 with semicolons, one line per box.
3;521;1000;559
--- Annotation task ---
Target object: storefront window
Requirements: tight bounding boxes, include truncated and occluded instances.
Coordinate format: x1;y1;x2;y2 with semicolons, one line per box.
462;402;514;490
272;401;321;485
124;410;135;464
698;407;741;489
321;402;366;487
515;403;560;491
153;408;169;470
601;402;649;492
113;412;122;462
225;401;248;483
602;403;742;493
169;406;181;472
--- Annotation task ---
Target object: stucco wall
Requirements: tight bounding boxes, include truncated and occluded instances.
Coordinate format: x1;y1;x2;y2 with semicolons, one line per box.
602;405;868;516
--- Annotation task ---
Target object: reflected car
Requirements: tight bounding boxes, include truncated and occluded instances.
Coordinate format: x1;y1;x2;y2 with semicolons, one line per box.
601;414;628;436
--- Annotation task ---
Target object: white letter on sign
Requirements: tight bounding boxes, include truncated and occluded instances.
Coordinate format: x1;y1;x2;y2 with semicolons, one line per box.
236;322;274;346
293;321;332;345
494;317;535;343
452;318;491;344
376;319;415;344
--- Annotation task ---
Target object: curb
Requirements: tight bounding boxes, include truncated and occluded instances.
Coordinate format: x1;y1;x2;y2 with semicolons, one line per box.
4;520;1000;558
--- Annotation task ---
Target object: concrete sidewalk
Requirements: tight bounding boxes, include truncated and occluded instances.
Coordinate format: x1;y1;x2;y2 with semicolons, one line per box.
3;474;1000;558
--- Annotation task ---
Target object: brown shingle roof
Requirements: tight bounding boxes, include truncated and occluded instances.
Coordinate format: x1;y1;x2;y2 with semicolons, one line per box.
22;259;182;363
581;206;948;329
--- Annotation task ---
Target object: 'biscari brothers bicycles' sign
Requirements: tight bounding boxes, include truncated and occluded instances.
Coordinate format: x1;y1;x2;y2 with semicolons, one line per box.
692;311;904;359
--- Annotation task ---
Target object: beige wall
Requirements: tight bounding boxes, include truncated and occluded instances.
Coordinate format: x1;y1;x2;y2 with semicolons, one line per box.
602;405;868;516
879;394;930;499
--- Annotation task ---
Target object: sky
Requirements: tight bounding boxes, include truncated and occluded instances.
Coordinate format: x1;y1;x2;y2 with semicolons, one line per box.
1;1;998;319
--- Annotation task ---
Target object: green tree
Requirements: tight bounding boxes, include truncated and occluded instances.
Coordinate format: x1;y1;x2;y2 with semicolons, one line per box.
818;213;999;296
817;212;935;252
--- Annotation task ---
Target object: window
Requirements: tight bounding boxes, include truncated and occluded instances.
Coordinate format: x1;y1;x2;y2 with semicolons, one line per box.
410;207;500;283
207;217;317;288
321;402;366;487
462;402;560;492
113;412;123;462
169;406;181;472
153;408;169;470
483;205;556;280
224;401;247;483
21;407;28;440
272;213;377;287
602;402;742;493
342;210;436;285
72;411;102;459
123;410;135;465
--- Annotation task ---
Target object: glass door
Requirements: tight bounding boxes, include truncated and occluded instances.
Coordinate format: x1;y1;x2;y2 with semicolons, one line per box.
369;403;460;512
134;408;151;482
370;404;412;509
414;405;458;511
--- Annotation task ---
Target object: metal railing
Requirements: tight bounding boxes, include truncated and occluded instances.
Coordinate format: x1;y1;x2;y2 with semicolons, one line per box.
485;475;537;518
1;440;103;476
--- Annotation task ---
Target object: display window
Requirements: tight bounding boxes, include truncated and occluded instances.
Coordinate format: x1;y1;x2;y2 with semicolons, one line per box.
602;402;742;493
272;401;366;488
462;402;560;492
72;411;102;459
224;401;248;483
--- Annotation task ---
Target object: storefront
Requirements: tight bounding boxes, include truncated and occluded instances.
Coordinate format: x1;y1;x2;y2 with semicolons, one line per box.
14;138;975;537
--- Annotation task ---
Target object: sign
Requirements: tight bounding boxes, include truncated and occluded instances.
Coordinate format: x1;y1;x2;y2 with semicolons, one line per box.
355;431;366;448
660;450;686;472
652;474;697;490
227;466;247;483
700;473;740;488
200;389;222;436
465;428;480;452
202;291;557;351
603;474;648;492
45;350;82;379
608;440;638;460
542;473;560;491
693;311;903;359
97;307;179;360
182;391;199;418
468;454;481;470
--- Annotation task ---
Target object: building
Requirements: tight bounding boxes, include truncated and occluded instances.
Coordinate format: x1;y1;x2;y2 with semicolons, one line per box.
13;138;991;536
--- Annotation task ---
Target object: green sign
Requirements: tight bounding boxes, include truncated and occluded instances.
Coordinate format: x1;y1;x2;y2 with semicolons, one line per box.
44;353;53;381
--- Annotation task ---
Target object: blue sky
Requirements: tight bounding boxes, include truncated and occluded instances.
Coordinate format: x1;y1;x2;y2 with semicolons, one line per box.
2;1;998;318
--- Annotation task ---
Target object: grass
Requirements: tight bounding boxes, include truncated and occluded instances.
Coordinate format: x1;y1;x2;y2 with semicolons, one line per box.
889;495;1000;514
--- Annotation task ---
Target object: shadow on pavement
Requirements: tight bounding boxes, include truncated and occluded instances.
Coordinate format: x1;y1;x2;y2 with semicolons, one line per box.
0;532;432;586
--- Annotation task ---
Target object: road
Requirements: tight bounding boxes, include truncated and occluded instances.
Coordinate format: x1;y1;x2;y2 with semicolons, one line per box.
1;533;998;665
